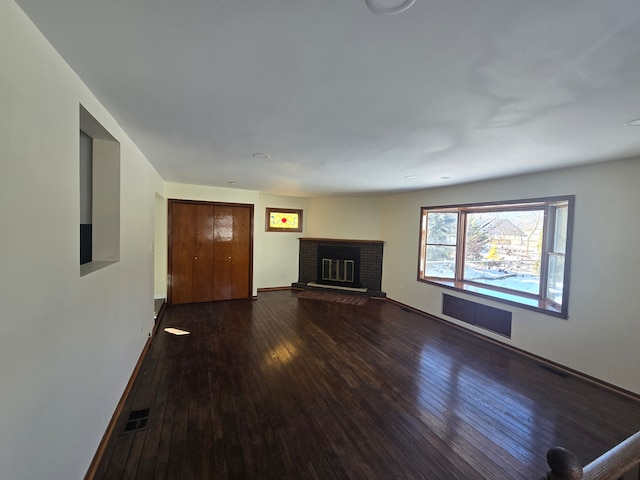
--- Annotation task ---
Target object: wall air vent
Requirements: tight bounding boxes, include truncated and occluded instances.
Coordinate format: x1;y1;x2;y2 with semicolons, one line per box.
442;294;512;338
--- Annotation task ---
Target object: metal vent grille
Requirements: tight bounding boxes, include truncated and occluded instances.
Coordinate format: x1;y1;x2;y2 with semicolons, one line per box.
124;408;150;432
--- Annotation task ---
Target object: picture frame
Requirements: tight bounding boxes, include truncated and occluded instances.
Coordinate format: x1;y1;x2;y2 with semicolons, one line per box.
265;207;303;232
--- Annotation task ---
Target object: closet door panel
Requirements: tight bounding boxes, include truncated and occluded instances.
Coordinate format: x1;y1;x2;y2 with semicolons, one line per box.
170;202;196;304
212;205;252;301
170;200;252;304
191;204;214;302
212;206;234;300
229;205;251;299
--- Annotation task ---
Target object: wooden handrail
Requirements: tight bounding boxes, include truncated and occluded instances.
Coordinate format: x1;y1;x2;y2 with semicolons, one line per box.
540;431;640;480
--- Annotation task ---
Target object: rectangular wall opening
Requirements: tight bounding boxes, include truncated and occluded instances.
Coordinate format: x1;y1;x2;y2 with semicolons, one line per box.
80;105;121;276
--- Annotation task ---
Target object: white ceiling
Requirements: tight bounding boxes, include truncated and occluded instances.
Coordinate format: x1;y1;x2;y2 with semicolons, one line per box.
15;0;640;197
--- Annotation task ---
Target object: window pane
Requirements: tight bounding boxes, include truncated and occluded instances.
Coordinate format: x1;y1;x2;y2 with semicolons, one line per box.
426;212;458;245
552;205;568;254
425;245;456;278
463;210;543;295
547;254;565;305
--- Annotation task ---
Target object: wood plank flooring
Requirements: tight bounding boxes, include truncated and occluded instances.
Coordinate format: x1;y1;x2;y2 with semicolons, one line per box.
93;290;640;479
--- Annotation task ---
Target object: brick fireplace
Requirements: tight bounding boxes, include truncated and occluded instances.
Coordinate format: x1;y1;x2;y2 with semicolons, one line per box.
293;238;386;297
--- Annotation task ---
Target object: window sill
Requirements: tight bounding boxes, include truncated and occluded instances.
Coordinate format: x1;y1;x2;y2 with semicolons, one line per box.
418;278;566;319
81;260;118;277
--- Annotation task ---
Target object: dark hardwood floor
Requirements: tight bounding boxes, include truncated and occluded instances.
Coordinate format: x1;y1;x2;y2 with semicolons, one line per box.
94;290;640;479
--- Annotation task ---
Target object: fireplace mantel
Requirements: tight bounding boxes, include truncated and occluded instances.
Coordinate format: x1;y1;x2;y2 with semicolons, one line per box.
294;238;386;297
299;237;384;245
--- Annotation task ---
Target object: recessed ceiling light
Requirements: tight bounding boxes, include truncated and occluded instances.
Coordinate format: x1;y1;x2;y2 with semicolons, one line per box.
440;176;451;180
405;175;418;179
227;181;239;185
626;118;640;126
252;152;270;159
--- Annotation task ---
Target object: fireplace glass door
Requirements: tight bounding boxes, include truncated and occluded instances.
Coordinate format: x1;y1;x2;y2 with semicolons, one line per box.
322;258;355;283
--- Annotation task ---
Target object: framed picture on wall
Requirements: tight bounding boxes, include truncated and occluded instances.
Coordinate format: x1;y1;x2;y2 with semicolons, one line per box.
265;208;303;232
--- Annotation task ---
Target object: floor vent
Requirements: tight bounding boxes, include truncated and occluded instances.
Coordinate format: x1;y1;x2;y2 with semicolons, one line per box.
124;408;150;432
539;365;570;378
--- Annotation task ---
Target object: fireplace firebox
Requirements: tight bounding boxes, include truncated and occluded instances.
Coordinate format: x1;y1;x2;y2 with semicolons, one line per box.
317;245;360;288
322;259;354;283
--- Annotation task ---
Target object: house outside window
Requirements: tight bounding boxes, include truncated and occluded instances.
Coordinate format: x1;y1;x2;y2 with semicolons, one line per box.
418;196;574;318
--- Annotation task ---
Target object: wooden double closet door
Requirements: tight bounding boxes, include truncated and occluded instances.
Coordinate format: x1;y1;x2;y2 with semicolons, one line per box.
169;200;253;305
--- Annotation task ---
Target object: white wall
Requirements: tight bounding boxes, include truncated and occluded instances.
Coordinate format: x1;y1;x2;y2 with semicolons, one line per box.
306;196;382;239
256;193;309;289
154;193;167;299
166;182;260;206
3;6;638;480
164;183;309;293
0;2;165;478
161;188;384;293
380;158;640;395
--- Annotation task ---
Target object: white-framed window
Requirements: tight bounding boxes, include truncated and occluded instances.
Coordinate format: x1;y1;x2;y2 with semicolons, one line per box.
418;196;574;318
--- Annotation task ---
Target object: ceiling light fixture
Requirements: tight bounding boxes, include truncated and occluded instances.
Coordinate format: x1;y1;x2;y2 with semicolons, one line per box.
252;152;270;159
626;118;640;126
405;175;418;179
366;0;416;15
